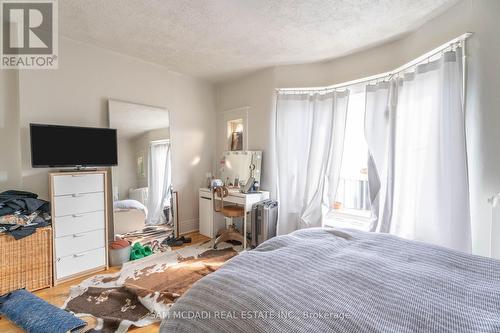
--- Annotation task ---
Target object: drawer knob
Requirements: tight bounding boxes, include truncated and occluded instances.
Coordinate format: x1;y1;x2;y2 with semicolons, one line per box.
72;233;85;238
72;214;84;218
71;193;83;198
73;253;86;257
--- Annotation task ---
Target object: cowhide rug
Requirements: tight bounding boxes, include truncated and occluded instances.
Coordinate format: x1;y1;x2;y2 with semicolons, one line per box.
63;240;241;333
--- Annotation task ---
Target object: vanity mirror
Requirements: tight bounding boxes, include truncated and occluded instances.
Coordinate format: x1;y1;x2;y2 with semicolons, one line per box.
218;151;262;188
108;100;175;243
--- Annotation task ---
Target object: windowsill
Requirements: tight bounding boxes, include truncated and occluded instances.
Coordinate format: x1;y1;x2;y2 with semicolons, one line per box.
324;208;372;231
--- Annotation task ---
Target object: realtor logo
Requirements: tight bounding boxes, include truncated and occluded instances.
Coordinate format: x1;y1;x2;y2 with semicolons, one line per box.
1;0;58;69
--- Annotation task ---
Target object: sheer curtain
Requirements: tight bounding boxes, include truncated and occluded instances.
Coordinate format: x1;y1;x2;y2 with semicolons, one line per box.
146;141;172;225
365;81;397;233
365;48;471;252
276;91;349;235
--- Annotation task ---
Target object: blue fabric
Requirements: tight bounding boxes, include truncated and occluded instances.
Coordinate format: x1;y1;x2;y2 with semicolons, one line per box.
0;289;86;333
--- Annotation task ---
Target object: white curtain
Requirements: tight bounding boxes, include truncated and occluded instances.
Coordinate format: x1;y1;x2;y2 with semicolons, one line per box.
365;81;397;233
146;141;171;225
365;48;471;252
276;91;349;235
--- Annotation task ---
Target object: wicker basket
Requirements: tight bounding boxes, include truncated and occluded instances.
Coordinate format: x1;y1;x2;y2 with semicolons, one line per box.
0;226;53;295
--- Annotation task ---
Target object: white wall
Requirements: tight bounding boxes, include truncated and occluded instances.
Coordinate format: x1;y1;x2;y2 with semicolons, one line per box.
215;0;500;256
0;70;21;189
2;37;216;234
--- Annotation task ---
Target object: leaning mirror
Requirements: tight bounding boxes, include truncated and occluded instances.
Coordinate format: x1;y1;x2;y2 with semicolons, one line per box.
108;100;175;252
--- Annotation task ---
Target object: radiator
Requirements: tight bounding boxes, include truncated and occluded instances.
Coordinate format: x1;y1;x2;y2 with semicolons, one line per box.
129;187;149;207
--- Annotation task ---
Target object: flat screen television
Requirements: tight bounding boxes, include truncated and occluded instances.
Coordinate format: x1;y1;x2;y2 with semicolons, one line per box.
30;123;118;168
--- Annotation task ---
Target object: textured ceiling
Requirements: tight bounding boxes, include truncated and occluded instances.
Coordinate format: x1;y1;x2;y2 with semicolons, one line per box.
59;0;458;82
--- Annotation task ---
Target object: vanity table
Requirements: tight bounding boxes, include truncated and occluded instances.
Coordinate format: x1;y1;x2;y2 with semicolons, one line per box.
198;187;270;249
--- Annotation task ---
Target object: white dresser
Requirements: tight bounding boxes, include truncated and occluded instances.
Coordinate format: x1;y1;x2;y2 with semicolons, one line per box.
49;171;108;284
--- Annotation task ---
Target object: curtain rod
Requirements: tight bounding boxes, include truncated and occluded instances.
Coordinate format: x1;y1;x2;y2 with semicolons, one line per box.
276;32;473;93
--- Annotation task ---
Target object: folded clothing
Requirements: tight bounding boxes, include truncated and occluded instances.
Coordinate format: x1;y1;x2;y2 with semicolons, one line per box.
0;211;37;225
0;190;52;240
0;289;86;333
0;211;51;240
0;190;50;217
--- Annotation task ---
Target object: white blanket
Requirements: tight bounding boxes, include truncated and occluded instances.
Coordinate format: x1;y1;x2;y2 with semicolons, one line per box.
113;199;148;216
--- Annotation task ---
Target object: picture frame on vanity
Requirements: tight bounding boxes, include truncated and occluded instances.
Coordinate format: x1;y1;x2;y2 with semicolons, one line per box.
230;131;243;151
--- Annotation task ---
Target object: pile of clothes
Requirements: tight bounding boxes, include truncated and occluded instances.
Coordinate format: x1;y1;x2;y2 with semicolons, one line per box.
0;190;51;240
115;225;174;252
114;225;192;255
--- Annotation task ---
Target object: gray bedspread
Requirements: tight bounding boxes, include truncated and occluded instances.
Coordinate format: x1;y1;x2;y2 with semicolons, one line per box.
161;228;500;333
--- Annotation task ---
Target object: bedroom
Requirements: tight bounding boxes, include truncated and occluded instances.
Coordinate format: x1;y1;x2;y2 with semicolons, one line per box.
0;0;499;332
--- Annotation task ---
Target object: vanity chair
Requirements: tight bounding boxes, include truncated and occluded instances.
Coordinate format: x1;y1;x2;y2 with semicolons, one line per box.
212;186;245;248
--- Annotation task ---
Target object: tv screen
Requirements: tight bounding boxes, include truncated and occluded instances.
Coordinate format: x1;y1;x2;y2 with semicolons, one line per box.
30;124;118;168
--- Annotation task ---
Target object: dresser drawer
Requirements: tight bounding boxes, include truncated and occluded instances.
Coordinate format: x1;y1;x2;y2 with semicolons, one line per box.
54;192;104;217
53;174;104;196
55;229;105;258
55;211;105;238
56;247;106;280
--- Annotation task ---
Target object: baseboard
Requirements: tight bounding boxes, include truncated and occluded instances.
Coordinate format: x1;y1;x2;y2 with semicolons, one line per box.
180;229;199;236
179;218;199;235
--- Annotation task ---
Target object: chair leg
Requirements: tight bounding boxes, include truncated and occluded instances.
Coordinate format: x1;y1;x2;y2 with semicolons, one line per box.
215;228;227;238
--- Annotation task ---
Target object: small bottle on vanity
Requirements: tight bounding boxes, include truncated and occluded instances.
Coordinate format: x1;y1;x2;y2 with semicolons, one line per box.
206;172;212;188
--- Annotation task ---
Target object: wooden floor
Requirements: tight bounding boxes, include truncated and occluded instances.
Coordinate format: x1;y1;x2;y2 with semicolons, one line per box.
0;232;210;333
